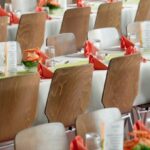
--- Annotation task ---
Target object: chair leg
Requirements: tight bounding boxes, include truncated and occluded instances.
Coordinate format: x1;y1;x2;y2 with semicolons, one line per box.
134;106;149;124
129;113;133;127
132;106;142;122
122;113;133;140
0;141;14;150
122;113;133;132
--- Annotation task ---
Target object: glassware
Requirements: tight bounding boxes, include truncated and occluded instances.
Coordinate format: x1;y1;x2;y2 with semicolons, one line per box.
128;33;137;44
4;3;13;12
85;133;101;150
145;117;150;129
42;7;49;15
92;39;101;51
45;46;55;67
92;39;106;60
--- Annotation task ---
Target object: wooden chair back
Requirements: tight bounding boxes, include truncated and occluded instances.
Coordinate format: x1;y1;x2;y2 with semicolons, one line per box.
102;53;141;114
0;73;40;142
76;108;121;139
127;22;142;44
135;0;150;21
0;16;8;42
5;0;11;3
45;64;93;127
94;2;122;32
67;0;75;4
60;7;91;50
46;33;77;56
16;12;46;54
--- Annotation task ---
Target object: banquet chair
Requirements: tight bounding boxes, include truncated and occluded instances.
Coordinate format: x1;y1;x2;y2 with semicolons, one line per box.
15;123;69;150
67;0;75;4
45;64;93;127
76;108;121;139
102;53;141;127
135;0;150;21
46;33;77;56
94;1;122;33
0;16;8;42
60;7;91;50
0;73;40;149
88;27;120;49
16;12;46;55
127;22;142;44
5;0;11;3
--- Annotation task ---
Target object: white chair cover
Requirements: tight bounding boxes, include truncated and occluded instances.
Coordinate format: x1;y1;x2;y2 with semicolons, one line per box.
12;0;37;12
15;123;69;150
88;27;120;49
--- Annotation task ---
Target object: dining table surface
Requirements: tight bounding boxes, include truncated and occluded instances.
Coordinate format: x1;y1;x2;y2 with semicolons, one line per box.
1;49;150;125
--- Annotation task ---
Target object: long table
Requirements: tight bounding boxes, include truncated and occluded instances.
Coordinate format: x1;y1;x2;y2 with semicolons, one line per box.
33;52;150;125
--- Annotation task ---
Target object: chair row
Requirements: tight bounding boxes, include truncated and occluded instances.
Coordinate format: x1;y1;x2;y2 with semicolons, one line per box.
1;0;150;51
0;53;141;148
4;107;121;150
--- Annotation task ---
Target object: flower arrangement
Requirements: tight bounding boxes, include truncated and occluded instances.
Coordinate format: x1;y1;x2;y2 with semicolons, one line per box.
38;0;60;10
23;48;48;72
124;121;150;150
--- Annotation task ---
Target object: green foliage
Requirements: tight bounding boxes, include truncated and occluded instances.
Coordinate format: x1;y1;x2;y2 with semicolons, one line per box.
46;3;60;9
22;61;38;68
133;144;150;150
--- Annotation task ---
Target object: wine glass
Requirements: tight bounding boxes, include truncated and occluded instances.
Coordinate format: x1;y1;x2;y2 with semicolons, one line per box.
4;3;13;12
85;133;101;150
45;46;55;68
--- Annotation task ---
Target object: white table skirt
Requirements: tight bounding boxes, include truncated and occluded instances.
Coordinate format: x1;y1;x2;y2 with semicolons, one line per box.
7;5;137;47
35;60;150;125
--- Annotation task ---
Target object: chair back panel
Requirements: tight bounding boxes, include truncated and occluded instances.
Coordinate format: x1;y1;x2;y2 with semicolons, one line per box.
88;27;120;49
0;73;40;142
0;16;8;42
135;0;150;21
45;64;93;127
102;53;141;114
94;2;122;32
60;7;91;50
16;12;46;54
47;33;77;56
76;108;121;139
15;123;69;150
67;0;75;4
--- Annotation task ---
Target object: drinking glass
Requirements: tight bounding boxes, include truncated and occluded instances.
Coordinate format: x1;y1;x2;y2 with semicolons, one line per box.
145;117;150;129
128;33;137;44
42;7;49;15
85;133;101;150
92;39;106;60
92;39;101;51
45;46;55;67
4;3;13;12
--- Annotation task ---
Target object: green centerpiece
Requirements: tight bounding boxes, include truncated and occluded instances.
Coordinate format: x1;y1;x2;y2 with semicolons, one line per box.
22;48;40;73
22;61;38;72
38;0;60;14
